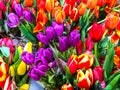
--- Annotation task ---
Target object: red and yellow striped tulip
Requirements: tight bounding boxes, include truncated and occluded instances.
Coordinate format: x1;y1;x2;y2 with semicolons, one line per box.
61;83;74;90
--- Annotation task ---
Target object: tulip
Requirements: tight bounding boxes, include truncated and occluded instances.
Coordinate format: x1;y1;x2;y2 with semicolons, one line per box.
36;32;50;45
14;4;23;17
114;46;120;57
52;21;64;36
52;6;61;18
0;61;8;89
33;22;44;33
37;0;46;10
70;7;80;21
114;55;120;68
106;0;118;7
61;84;74;90
17;61;27;75
0;0;6;11
45;26;57;40
36;9;48;24
87;0;98;9
24;0;34;7
77;69;93;89
55;9;65;24
68;55;78;74
23;42;32;53
116;20;120;37
110;33;119;44
78;3;87;16
97;0;106;6
86;37;94;51
65;0;76;5
45;0;54;12
20;84;29;90
69;30;80;46
93;66;104;82
59;36;69;52
76;40;84;55
88;23;105;42
78;52;94;69
101;81;106;89
6;13;20;28
9;65;15;77
105;12;119;30
21;51;34;65
0;37;14;52
94;6;99;18
23;10;35;22
63;3;73;16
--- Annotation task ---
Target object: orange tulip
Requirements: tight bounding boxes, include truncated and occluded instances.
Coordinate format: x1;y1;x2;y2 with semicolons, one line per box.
70;7;80;21
33;22;44;33
78;3;87;16
87;0;98;9
24;0;34;7
78;52;94;69
0;60;8;89
114;46;120;57
45;0;54;12
36;9;48;24
114;55;120;68
105;12;119;30
77;69;93;89
55;9;65;24
52;6;61;18
94;6;99;18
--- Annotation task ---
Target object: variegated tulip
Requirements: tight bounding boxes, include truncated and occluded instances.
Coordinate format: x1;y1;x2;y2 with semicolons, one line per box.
61;83;74;90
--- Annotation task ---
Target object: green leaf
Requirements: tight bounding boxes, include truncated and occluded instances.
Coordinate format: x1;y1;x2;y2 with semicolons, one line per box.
13;58;21;69
48;75;55;84
17;73;28;87
19;23;37;43
59;0;64;6
99;37;109;48
0;46;10;57
104;75;120;90
13;47;19;63
65;66;73;82
103;41;115;79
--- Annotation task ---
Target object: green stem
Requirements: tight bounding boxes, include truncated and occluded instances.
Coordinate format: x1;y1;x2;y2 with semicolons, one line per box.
94;42;100;66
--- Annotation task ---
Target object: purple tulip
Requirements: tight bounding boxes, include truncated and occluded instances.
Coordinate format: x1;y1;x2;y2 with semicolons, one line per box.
59;36;69;52
45;26;56;40
52;21;64;36
6;13;20;28
49;60;56;68
14;4;23;17
21;51;34;65
36;32;50;45
69;30;80;46
23;10;35;22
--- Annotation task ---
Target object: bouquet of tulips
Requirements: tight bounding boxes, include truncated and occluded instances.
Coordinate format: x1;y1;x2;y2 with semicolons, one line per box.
0;0;120;90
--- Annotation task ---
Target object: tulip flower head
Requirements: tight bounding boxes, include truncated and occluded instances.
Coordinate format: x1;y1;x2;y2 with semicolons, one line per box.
61;83;74;90
24;0;34;7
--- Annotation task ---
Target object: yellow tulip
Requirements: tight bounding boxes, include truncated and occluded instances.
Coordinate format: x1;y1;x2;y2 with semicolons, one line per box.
17;61;27;75
20;84;29;90
9;65;15;77
24;42;32;53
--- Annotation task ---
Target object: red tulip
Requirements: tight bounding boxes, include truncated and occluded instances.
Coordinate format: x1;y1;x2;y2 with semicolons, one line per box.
70;7;79;21
68;55;78;74
37;0;46;10
89;23;105;42
114;46;120;57
61;84;74;90
65;0;76;6
105;12;119;30
0;37;14;52
106;0;118;7
78;52;94;69
76;40;84;55
97;0;106;6
116;20;120;37
63;3;73;16
85;37;94;51
93;66;104;82
77;69;93;89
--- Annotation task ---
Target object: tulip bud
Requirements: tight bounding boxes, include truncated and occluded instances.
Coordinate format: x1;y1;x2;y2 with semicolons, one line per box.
87;0;97;9
78;3;87;16
17;61;27;75
24;0;34;7
14;4;23;17
105;12;119;30
77;69;93;89
45;0;54;12
61;84;74;90
68;55;78;74
65;0;76;5
20;84;29;90
63;3;73;16
107;0;118;7
78;52;94;69
85;37;94;51
23;42;32;53
55;9;65;24
76;40;84;55
70;7;79;21
93;66;104;82
89;23;105;42
9;65;15;77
